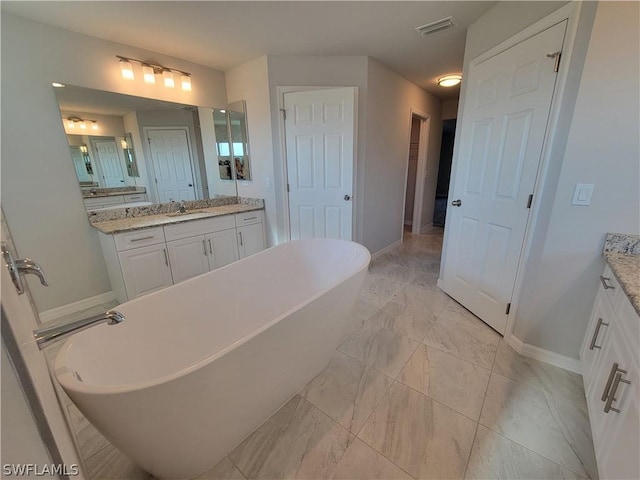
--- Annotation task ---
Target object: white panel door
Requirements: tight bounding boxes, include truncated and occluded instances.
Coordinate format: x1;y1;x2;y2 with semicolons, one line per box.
148;129;196;203
206;229;239;269
441;21;567;334
284;88;356;241
166;236;210;284
94;139;125;187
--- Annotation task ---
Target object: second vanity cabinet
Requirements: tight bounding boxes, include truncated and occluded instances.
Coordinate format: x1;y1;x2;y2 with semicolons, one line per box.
580;262;639;480
98;210;265;302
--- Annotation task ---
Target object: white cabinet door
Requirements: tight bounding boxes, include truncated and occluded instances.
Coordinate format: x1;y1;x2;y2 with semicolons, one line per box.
119;244;173;299
581;293;615;393
589;322;639;480
167;236;210;283
206;229;239;269
237;223;265;259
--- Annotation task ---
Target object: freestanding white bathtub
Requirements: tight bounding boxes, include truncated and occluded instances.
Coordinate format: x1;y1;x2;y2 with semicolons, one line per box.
54;238;370;479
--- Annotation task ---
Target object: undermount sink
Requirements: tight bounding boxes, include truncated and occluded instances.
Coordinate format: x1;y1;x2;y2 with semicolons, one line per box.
165;211;211;219
165;211;192;217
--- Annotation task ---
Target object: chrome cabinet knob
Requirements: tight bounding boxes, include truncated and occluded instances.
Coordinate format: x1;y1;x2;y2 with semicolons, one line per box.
451;199;462;207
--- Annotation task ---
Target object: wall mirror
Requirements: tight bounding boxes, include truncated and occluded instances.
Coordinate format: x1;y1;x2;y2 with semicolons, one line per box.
54;85;242;206
213;100;251;181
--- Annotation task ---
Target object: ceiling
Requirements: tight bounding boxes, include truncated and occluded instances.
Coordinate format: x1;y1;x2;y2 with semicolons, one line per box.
2;1;496;100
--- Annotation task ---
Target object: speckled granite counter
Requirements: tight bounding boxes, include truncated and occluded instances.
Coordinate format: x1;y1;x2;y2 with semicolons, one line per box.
89;197;264;234
603;233;640;316
82;186;147;199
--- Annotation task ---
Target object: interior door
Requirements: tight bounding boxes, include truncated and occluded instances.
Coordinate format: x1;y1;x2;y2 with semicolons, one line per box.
148;129;196;203
94;139;125;187
284;88;356;241
440;21;567;334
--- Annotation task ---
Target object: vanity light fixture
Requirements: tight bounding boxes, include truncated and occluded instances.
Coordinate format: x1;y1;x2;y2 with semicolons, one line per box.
438;74;462;87
117;55;192;91
64;116;98;131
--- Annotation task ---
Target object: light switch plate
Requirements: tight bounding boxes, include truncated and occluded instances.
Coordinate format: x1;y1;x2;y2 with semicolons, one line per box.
572;183;594;206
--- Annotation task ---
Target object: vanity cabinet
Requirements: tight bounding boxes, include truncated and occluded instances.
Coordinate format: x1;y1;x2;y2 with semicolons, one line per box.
580;263;639;479
98;226;172;302
164;215;239;283
98;210;265;302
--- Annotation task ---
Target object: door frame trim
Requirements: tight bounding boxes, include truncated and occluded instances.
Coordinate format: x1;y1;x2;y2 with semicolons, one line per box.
440;1;584;343
143;126;198;202
277;86;359;241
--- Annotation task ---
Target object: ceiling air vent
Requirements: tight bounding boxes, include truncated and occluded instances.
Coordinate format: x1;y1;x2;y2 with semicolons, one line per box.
415;16;457;37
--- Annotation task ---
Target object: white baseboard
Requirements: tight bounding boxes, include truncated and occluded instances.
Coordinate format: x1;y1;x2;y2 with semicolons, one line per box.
371;240;403;260
39;291;116;323
420;222;434;234
506;334;582;374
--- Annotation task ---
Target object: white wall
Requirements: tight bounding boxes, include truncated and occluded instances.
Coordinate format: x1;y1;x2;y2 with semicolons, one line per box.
1;13;227;312
225;56;278;246
514;1;640;357
364;59;442;253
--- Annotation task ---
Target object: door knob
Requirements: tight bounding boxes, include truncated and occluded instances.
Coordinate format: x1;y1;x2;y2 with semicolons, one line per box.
451;199;462;207
344;195;351;201
188;183;193;187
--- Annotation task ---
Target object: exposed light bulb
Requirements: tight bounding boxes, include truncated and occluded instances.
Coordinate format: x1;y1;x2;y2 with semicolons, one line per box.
120;58;135;80
142;65;155;84
163;70;175;88
181;74;192;91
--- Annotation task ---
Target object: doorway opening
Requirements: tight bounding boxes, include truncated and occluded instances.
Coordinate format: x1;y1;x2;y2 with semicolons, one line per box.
402;112;430;240
404;116;421;234
433;119;456;228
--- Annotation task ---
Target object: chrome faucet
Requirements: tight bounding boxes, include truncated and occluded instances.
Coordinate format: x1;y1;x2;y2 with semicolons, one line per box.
177;200;188;213
2;242;48;295
14;258;49;287
33;310;125;350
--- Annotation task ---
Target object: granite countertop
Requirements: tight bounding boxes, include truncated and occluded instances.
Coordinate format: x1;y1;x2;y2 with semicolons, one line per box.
91;203;263;234
82;187;147;199
603;233;640;316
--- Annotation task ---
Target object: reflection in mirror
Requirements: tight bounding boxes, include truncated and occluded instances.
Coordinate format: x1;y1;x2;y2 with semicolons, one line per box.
54;85;240;205
214;100;251;182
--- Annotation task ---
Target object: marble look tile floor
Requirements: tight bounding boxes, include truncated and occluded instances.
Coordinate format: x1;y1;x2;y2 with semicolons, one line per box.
46;231;597;479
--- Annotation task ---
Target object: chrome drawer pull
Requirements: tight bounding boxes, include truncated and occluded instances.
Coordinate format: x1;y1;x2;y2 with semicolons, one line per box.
208;239;213;255
602;362;627;402
589;318;609;350
130;235;155;242
203;240;207;256
163;249;169;266
600;275;615;290
238;231;244;246
243;216;258;221
604;371;631;414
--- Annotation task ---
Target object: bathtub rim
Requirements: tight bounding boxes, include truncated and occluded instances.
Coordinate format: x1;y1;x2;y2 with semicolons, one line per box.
54;238;370;396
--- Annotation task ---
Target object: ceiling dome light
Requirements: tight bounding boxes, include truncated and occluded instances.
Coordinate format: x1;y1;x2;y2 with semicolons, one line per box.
438;74;462;87
52;82;65;88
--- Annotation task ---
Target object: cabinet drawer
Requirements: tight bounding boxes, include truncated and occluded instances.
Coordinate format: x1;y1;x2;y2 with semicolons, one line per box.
124;193;148;203
114;227;166;251
235;210;263;226
600;265;623;311
163;215;235;242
